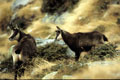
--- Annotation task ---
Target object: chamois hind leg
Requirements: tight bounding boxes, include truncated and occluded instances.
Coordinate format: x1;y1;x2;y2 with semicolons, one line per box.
75;51;81;61
12;52;23;80
14;63;18;80
12;53;19;80
14;61;23;80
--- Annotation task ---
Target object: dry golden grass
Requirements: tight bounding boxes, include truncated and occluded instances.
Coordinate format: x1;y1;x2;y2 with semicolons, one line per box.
0;1;14;60
72;62;120;79
103;4;120;20
0;73;14;79
0;33;17;61
61;0;99;32
26;20;56;38
17;0;43;19
18;58;56;79
0;1;13;31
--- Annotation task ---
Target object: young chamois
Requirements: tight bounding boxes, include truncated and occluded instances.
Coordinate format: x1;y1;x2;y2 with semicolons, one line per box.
9;26;37;80
55;26;108;61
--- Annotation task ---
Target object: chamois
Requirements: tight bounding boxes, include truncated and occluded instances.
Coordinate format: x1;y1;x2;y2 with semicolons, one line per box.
9;26;37;80
55;26;108;61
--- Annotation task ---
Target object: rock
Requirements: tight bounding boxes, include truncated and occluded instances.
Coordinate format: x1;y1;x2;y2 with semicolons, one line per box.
35;38;55;47
42;12;68;24
2;68;8;73
86;61;118;67
42;71;58;79
35;38;65;47
62;75;73;79
66;48;75;58
11;0;33;11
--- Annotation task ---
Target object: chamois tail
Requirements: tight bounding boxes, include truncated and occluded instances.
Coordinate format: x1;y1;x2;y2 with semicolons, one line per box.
103;35;108;41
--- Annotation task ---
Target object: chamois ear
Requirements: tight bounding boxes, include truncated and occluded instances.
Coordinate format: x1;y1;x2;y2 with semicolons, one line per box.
8;22;14;30
15;24;19;30
56;26;61;30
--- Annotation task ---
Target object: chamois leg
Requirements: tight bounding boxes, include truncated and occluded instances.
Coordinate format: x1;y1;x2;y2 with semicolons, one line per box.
75;51;81;61
14;61;23;80
13;61;18;80
12;52;22;80
14;64;17;80
12;54;19;80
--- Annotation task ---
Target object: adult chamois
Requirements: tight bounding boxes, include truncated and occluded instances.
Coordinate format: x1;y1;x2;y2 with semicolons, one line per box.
9;25;37;80
55;26;108;61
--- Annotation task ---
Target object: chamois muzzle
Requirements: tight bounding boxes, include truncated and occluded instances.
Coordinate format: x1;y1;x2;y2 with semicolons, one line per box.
9;37;14;41
9;30;15;41
9;29;19;41
55;30;60;41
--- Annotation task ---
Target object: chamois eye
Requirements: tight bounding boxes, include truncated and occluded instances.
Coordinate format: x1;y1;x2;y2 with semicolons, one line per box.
56;30;60;33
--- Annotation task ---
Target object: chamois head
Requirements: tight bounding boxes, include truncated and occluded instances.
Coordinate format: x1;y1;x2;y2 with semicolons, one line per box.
55;26;62;41
9;25;20;41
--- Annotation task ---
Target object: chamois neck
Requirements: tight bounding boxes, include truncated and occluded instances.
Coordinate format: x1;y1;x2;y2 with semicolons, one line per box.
17;31;26;42
61;30;73;44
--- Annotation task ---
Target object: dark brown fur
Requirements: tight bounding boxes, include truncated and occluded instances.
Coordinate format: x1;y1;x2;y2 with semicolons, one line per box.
9;29;37;80
55;26;108;61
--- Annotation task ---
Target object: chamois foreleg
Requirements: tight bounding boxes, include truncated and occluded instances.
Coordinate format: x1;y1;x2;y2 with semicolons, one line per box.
12;54;19;80
75;51;81;61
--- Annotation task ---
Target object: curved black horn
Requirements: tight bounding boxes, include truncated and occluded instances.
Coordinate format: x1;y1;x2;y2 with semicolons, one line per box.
8;12;17;30
8;21;14;30
56;26;61;30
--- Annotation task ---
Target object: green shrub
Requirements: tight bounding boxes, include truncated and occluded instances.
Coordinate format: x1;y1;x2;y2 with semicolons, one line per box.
37;43;68;61
83;43;117;62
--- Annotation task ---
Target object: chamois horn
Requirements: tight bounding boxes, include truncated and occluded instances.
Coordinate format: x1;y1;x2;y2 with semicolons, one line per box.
56;26;61;30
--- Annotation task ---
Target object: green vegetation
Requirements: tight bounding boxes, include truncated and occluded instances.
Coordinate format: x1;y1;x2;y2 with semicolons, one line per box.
37;43;68;61
0;56;13;73
80;43;117;62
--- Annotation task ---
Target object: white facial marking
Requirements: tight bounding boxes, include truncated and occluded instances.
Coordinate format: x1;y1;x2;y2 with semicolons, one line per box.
9;30;14;38
15;32;20;40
